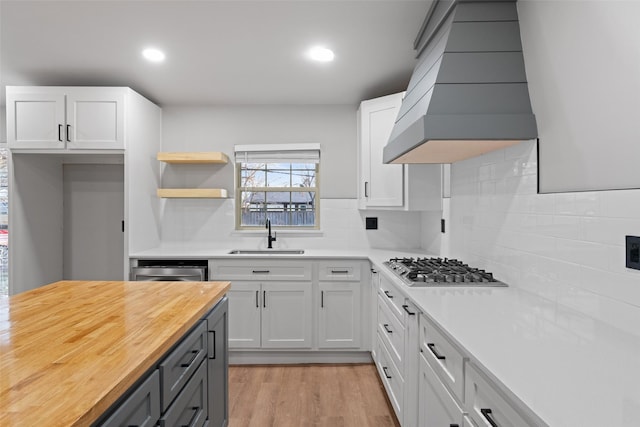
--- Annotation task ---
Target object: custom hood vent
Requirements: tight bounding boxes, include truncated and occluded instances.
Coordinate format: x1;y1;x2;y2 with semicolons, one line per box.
383;0;537;164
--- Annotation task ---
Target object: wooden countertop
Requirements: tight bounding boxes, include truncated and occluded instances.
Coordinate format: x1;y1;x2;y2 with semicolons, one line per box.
0;280;230;427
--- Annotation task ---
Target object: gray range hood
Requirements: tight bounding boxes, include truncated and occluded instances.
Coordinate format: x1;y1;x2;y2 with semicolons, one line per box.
383;0;538;164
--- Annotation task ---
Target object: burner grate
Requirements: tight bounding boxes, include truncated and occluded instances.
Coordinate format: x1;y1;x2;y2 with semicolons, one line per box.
383;257;507;287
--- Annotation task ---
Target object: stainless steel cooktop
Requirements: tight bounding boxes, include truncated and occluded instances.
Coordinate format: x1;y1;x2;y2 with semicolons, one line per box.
383;257;507;287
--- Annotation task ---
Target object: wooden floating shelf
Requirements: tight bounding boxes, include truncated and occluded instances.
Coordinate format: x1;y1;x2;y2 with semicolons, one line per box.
157;188;228;198
157;152;229;164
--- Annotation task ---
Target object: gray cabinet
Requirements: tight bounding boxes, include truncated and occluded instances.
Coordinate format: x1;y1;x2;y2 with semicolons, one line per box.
96;298;229;427
206;296;229;427
100;370;161;427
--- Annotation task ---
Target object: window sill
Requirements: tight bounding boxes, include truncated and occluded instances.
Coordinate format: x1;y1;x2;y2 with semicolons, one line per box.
230;229;324;237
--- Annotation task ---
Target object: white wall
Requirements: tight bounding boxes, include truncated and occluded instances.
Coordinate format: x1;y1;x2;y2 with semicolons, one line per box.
441;1;640;334
158;105;422;250
519;0;640;192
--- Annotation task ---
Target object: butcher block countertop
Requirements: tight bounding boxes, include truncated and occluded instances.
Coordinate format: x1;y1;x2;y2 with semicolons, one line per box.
0;280;230;427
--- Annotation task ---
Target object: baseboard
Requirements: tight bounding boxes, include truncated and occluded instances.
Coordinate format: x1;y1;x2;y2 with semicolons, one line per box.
229;350;373;365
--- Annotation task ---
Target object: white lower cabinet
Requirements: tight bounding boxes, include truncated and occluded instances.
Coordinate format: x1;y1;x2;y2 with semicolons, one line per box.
318;282;361;348
227;281;312;349
465;362;535;427
262;282;312;348
419;352;464;427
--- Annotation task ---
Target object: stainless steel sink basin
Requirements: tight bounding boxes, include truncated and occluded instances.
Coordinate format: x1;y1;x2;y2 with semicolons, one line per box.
227;249;305;255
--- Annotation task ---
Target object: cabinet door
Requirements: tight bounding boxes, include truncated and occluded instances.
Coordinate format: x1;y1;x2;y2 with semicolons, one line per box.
206;297;228;427
227;282;261;348
261;282;312;348
6;91;66;149
66;88;125;149
318;282;361;348
419;354;464;427
359;93;404;208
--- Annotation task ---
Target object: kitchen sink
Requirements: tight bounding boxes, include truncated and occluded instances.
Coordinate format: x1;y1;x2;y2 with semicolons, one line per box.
227;249;305;255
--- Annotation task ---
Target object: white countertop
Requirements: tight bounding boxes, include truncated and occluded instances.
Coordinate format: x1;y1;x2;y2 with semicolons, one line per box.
131;246;640;427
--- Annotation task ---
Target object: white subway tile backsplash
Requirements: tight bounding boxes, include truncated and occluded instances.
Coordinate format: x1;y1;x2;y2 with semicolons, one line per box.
446;139;640;330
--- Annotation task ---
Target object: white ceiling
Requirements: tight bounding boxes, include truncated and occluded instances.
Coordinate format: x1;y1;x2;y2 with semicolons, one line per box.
0;0;433;107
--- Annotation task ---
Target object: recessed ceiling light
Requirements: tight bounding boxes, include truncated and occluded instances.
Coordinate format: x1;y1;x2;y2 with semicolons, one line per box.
142;48;165;63
307;46;334;62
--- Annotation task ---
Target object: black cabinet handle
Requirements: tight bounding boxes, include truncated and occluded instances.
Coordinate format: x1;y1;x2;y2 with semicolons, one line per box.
331;270;349;274
371;268;377;274
383;324;393;334
255;290;259;308
66;124;71;142
253;270;270;274
180;349;199;367
384;290;393;299
402;304;416;315
321;290;324;308
180;406;200;427
263;290;266;308
209;330;216;360
364;181;369;197
481;408;499;427
450;425;460;427
427;343;446;360
58;124;63;142
382;366;392;379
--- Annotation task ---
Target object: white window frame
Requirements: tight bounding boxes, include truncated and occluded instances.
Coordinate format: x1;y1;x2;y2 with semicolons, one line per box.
234;144;320;230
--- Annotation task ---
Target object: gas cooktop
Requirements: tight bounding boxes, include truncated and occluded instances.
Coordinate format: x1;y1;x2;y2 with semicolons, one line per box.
383;257;507;287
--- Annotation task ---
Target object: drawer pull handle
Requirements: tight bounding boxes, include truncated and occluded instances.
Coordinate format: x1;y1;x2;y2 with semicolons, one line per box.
382;366;392;379
427;343;446;360
252;270;270;274
383;324;393;334
331;270;349;274
402;304;416;315
384;290;393;299
180;349;200;367
181;406;200;427
481;408;499;427
450;425;460;427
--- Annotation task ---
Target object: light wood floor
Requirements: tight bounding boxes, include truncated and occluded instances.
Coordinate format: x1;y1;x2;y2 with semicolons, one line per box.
229;364;401;427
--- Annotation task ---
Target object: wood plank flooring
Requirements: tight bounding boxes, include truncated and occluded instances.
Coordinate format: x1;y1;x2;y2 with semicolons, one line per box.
229;364;401;427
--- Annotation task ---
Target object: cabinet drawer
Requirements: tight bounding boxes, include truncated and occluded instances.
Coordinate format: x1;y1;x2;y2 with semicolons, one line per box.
419;352;464;427
420;314;465;403
160;320;207;411
378;273;405;323
318;261;361;281
376;335;403;421
465;362;534;427
377;295;405;372
211;260;311;281
100;370;160;427
160;360;208;427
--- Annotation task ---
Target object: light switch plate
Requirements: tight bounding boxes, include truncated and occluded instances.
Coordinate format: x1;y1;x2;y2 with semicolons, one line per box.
626;235;640;270
366;217;378;230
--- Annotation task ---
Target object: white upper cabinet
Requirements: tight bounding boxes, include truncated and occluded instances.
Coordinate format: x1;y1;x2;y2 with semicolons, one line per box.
357;92;442;211
6;86;125;150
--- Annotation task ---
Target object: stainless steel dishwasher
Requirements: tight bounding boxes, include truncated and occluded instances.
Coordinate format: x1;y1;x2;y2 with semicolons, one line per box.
131;259;208;281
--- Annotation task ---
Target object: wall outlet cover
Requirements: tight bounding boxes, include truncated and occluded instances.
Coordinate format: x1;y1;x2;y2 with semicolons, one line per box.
366;217;378;230
626;235;640;270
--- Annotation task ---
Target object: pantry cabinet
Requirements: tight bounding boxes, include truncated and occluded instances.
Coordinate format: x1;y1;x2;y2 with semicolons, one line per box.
357;92;442;211
6;86;125;150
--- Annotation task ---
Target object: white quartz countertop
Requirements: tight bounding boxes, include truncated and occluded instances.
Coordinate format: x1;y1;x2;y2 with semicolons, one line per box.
131;246;640;427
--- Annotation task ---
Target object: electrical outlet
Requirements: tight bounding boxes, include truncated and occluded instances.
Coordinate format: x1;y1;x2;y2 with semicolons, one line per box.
626;236;640;270
366;217;378;230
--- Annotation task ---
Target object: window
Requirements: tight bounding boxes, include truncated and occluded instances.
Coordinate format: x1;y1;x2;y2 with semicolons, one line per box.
235;144;320;229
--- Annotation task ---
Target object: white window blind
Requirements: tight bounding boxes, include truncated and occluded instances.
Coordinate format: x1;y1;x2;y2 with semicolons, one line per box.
234;143;320;164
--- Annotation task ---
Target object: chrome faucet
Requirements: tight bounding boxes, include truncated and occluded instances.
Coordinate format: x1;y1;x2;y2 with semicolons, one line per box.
265;218;277;249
